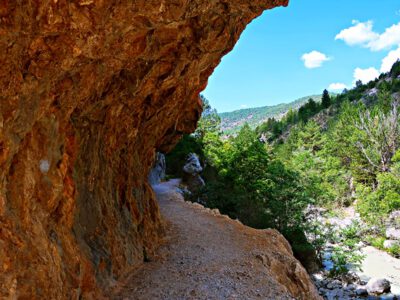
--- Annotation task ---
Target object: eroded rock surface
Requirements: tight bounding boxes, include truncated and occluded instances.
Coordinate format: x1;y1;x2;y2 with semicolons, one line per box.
148;152;166;185
0;0;313;298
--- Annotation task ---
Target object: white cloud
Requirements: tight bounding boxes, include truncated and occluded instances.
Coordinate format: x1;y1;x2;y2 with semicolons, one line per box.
240;104;248;109
381;47;400;73
335;20;400;51
353;67;380;84
301;51;331;69
368;23;400;51
328;83;347;91
335;20;378;47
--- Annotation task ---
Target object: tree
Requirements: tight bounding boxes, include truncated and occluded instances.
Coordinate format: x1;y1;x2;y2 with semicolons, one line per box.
297;121;324;154
390;59;400;78
195;95;221;140
321;89;331;109
353;99;399;173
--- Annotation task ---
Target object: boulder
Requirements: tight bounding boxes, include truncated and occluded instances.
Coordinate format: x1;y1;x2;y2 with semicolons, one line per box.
183;153;203;174
386;228;400;240
388;211;400;228
355;287;368;296
326;279;342;290
182;153;205;192
366;278;391;295
366;88;379;97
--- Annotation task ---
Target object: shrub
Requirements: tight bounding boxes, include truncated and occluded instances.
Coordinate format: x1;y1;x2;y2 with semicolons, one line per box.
388;244;400;257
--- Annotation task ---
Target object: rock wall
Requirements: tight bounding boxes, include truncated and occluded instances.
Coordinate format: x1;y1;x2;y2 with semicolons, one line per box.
0;0;290;298
148;152;166;185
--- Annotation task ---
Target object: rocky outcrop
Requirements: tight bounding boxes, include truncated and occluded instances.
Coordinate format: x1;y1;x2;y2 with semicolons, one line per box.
0;0;301;298
182;153;205;192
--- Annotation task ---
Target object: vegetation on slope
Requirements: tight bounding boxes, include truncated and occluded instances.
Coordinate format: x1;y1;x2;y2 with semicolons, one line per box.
219;95;322;135
166;60;400;272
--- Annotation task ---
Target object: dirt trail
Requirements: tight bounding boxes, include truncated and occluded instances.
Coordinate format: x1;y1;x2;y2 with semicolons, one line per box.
110;180;319;300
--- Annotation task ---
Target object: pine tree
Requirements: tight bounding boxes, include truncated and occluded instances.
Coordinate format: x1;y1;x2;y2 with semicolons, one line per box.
321;89;331;109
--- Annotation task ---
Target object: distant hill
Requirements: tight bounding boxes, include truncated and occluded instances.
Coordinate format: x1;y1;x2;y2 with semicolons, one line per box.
219;95;322;134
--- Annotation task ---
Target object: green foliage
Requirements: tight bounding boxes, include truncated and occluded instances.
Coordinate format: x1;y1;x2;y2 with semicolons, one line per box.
327;221;364;276
195;95;221;140
388;244;400;257
167;69;400;273
329;246;364;277
321;89;331;109
341;221;362;247
390;59;400;78
205;124;310;231
367;236;386;250
166;134;203;177
166;95;222;177
357;157;400;225
307;220;335;261
256;90;334;144
365;235;400;257
220;95;322;135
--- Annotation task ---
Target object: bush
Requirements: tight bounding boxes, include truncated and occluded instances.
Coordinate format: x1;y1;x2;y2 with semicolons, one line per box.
388;244;400;257
329;246;364;277
357;170;400;225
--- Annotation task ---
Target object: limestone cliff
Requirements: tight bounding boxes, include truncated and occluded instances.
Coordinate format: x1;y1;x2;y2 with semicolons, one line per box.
0;0;321;298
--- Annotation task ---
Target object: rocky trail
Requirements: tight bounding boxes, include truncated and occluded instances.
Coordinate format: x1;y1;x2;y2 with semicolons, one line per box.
110;180;320;300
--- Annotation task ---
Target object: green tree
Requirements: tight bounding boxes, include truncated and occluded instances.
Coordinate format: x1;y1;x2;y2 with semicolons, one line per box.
297;120;324;154
321;89;331;109
195;95;221;140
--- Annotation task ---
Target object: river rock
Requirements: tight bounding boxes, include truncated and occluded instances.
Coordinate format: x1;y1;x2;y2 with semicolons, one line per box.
383;240;400;249
388;211;400;227
386;228;400;240
366;278;391;295
355;287;368;296
327;279;342;289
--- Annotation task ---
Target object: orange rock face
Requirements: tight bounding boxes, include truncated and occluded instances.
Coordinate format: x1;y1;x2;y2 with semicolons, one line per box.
0;0;291;298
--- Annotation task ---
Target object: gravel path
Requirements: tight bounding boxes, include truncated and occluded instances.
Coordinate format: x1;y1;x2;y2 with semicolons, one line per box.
110;180;319;300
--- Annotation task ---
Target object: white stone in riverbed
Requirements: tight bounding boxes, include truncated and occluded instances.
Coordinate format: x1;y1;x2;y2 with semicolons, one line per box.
383;239;399;249
386;228;400;240
366;278;391;295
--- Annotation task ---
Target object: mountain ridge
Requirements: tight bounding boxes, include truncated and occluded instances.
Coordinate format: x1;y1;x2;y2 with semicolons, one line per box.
219;94;322;134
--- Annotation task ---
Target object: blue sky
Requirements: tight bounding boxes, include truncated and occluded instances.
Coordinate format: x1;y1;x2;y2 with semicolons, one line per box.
203;0;400;113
